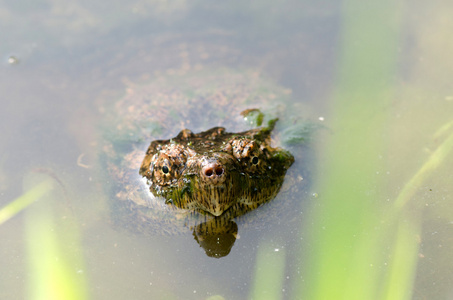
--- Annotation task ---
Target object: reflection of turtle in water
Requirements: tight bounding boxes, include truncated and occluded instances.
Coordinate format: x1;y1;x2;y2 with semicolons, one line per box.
99;68;303;258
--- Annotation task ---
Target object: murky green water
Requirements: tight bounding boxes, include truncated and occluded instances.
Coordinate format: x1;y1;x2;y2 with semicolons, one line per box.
1;1;452;299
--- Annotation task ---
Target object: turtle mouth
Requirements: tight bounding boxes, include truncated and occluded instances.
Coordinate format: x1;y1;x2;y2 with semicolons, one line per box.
209;207;225;217
204;201;233;217
194;183;236;216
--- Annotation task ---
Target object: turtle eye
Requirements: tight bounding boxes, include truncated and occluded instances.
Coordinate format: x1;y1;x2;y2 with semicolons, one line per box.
251;156;259;165
162;165;170;174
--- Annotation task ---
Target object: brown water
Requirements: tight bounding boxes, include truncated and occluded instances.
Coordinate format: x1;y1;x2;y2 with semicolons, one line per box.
1;1;452;299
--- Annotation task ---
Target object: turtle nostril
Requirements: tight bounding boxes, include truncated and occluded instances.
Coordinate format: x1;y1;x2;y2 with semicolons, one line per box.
215;166;224;176
202;162;225;179
204;168;214;177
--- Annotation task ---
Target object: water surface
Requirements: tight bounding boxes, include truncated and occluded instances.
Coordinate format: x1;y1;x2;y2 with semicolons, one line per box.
1;1;452;299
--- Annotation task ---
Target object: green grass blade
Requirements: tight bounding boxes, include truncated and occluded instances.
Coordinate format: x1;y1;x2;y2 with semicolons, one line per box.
298;0;406;299
394;129;453;209
0;177;53;225
23;174;88;300
250;242;286;300
381;216;420;300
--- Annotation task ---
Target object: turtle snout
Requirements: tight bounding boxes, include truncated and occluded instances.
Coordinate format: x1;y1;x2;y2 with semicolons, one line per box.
201;161;226;185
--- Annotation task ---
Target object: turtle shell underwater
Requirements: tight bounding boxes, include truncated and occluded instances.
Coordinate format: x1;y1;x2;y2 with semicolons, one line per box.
99;68;307;257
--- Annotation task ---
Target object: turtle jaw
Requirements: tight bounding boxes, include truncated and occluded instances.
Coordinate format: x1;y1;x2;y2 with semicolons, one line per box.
189;182;237;217
166;170;241;216
202;187;234;216
159;177;233;216
208;203;227;217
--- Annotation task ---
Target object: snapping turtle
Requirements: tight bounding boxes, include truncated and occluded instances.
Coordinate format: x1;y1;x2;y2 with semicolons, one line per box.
139;123;293;217
99;68;302;257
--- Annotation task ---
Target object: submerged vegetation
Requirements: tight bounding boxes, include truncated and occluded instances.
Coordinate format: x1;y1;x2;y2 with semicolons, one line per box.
253;1;453;299
0;174;88;300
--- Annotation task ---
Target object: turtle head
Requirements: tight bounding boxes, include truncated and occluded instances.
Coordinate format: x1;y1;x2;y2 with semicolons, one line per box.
139;126;294;216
